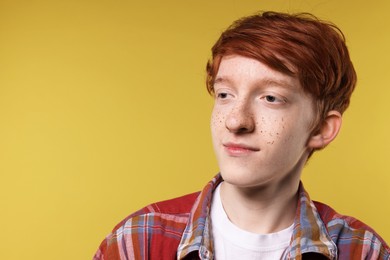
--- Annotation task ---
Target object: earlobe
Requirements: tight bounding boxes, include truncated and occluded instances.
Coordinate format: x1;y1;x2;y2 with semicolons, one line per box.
308;111;342;149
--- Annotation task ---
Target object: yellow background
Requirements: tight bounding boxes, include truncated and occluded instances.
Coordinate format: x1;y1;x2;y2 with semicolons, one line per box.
0;0;389;259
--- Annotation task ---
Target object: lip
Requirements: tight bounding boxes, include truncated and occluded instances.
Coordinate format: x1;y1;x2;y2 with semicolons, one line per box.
223;142;260;156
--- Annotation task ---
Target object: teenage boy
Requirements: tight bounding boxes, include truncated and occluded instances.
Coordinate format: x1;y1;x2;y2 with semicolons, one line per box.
94;12;390;259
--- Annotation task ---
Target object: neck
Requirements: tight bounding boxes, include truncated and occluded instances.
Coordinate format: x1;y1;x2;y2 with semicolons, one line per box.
219;171;301;234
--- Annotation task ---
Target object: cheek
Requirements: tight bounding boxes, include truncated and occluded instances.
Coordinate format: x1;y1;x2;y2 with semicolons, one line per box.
257;115;286;145
279;120;310;147
260;116;308;149
211;108;226;132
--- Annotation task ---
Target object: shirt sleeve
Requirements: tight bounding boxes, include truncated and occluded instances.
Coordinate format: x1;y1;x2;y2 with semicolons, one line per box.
93;233;122;260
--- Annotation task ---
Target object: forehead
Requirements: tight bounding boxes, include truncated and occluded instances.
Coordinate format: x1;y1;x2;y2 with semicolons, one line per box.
214;55;301;91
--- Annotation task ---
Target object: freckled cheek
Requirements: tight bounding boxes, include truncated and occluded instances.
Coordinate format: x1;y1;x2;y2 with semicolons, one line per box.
210;108;227;131
276;118;286;139
259;116;286;145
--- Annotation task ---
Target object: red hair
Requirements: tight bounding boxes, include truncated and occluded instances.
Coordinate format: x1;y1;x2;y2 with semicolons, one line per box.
206;11;357;132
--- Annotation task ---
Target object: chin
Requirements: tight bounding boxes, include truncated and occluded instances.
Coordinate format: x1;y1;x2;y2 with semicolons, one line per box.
219;168;272;188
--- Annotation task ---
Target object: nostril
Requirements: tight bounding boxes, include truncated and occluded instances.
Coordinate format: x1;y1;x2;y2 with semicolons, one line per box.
237;127;250;133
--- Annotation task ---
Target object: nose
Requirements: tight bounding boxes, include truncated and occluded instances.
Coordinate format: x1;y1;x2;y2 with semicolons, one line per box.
225;101;255;134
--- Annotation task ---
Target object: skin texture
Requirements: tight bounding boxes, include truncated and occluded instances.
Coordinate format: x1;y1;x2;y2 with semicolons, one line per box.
210;55;342;233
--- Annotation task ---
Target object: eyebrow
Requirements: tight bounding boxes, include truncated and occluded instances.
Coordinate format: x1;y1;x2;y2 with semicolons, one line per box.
213;77;230;85
214;76;297;89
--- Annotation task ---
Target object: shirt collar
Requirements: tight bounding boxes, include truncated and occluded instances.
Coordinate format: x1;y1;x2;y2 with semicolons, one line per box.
287;182;337;259
177;175;337;260
177;175;221;259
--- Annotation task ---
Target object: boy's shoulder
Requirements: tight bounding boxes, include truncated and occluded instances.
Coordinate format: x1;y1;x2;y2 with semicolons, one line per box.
313;201;390;259
314;200;380;233
94;191;201;260
112;191;200;231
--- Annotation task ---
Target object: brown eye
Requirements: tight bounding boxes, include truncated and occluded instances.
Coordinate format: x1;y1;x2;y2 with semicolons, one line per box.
217;93;228;99
265;95;276;102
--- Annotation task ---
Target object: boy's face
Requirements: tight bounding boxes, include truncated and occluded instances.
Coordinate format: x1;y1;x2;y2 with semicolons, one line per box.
211;55;317;188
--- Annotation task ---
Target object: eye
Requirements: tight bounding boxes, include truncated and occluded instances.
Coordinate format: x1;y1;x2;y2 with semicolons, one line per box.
263;94;285;104
214;88;233;102
217;92;228;99
265;95;277;102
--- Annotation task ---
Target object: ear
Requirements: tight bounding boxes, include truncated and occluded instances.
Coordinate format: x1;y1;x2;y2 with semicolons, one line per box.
308;110;342;149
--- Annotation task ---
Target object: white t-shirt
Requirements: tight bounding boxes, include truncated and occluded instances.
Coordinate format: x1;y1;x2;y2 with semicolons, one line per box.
210;183;293;260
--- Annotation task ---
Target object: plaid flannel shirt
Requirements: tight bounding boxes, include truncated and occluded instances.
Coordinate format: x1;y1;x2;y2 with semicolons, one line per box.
94;175;390;259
